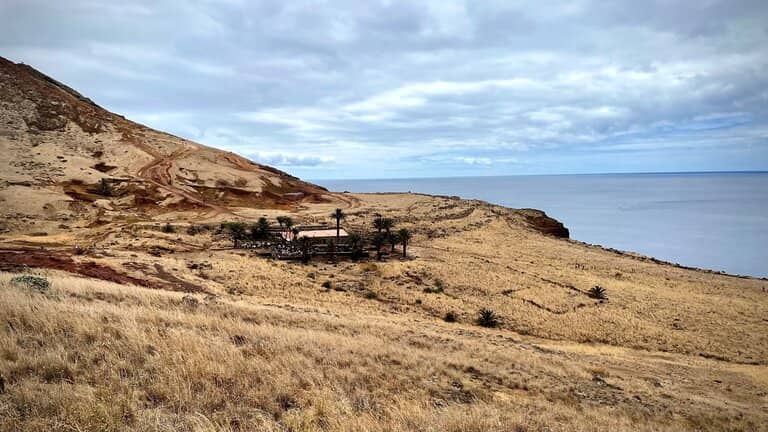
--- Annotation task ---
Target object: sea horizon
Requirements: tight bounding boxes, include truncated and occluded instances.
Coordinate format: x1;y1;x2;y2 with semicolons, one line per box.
310;169;768;183
315;171;768;279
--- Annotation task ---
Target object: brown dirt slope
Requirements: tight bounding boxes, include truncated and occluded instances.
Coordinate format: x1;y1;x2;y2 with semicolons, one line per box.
0;55;334;229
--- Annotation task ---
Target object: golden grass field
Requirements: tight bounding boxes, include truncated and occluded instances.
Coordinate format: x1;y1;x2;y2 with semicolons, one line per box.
2;193;767;431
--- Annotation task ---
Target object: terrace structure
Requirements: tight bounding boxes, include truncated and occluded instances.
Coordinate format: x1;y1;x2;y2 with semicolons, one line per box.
280;227;349;243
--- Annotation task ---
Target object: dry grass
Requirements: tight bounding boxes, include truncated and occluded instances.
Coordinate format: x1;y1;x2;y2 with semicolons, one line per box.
1;270;766;431
1;193;767;431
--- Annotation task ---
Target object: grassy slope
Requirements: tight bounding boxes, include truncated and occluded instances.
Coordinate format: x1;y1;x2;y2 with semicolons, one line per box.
1;272;765;432
1;194;767;431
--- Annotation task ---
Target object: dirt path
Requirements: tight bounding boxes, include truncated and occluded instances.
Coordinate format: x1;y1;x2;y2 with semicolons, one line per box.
133;141;233;218
333;192;362;210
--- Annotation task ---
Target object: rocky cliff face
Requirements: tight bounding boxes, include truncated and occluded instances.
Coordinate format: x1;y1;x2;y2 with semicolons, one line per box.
517;209;570;238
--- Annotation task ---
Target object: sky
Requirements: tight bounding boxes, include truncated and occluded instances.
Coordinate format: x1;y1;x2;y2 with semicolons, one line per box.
1;0;767;179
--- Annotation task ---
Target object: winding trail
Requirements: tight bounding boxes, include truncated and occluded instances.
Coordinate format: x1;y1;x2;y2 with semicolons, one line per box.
122;128;355;219
132;140;233;218
331;192;362;210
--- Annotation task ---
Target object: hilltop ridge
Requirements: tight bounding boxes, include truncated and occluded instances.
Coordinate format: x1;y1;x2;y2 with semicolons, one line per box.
0;55;333;231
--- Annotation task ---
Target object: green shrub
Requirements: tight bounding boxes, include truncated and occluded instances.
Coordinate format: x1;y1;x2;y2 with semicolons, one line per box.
10;275;50;293
588;285;608;300
476;308;499;328
363;290;378;299
423;285;444;294
186;224;206;235
161;223;175;234
97;178;113;196
423;279;445;294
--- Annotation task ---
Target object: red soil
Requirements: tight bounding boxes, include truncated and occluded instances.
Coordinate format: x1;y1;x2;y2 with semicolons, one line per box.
0;249;162;289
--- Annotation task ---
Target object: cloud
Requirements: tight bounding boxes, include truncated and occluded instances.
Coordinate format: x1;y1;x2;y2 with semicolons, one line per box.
418;154;521;166
1;0;767;178
248;151;333;167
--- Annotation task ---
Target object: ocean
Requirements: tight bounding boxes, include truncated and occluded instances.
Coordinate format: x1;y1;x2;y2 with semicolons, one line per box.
316;172;768;278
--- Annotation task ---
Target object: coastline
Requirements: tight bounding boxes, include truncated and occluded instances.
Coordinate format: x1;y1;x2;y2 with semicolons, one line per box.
318;173;768;279
345;190;768;281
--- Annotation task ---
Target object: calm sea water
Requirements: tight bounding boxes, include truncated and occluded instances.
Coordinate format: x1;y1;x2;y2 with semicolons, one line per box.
316;173;768;278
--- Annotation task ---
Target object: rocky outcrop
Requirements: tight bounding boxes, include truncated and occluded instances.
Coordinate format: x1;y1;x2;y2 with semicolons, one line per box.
517;208;570;238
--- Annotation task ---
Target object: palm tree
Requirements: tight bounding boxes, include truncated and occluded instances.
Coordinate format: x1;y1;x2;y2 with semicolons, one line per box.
381;218;395;251
251;217;270;240
331;208;346;258
297;236;313;264
284;217;294;241
372;232;386;261
325;238;335;261
373;214;384;234
347;233;364;260
397;228;412;258
223;222;246;248
258;217;270;238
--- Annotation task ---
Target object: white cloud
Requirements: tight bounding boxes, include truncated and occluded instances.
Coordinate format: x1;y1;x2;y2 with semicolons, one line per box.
248;151;333;167
2;0;766;178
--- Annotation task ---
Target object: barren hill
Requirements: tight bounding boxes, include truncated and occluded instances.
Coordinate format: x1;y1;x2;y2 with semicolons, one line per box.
0;56;335;232
1;58;767;431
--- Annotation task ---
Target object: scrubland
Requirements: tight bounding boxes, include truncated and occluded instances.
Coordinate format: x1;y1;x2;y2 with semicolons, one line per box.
1;194;767;431
1;270;766;432
4;57;765;430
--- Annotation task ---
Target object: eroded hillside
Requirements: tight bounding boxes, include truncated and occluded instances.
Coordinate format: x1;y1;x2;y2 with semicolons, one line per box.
0;56;334;235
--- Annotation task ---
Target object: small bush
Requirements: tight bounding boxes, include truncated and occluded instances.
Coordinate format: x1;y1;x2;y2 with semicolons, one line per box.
226;286;244;296
10;275;50;293
321;280;332;289
423;285;444;294
588;285;608;300
97;178;113;196
476;308;499;328
359;263;380;274
38;358;74;383
161;223;175;234
231;335;248;346
363;290;378;300
444;311;457;323
186;224;207;235
181;295;199;308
